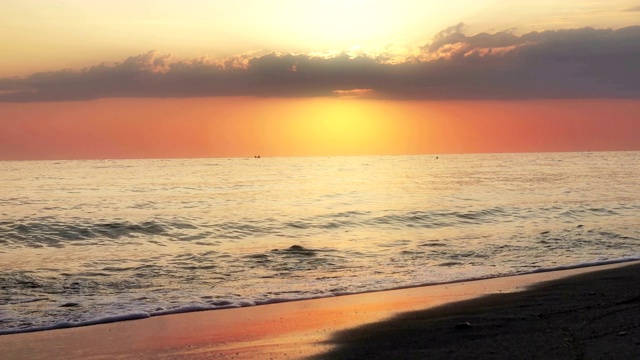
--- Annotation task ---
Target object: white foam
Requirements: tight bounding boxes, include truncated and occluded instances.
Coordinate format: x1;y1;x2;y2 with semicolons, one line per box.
254;294;334;306
2;257;639;336
0;312;150;335
529;257;640;274
237;300;256;307
152;304;238;316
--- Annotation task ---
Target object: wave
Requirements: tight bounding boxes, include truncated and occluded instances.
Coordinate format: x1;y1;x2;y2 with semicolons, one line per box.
0;219;192;248
2;257;639;336
2;203;635;249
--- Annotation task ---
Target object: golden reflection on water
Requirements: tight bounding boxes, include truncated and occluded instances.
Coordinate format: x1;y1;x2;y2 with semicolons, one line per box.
1;152;639;332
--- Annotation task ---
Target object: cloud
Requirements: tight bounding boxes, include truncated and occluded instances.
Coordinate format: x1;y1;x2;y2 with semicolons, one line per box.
333;89;375;98
624;5;640;11
1;26;639;102
421;23;521;58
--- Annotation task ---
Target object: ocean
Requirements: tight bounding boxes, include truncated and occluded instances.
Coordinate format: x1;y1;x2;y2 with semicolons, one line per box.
1;152;639;334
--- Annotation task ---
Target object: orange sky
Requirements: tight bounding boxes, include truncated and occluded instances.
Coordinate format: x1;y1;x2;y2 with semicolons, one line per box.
1;1;638;160
1;98;638;160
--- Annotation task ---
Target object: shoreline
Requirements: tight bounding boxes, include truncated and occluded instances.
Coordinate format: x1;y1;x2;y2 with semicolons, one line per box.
2;257;639;337
2;260;639;359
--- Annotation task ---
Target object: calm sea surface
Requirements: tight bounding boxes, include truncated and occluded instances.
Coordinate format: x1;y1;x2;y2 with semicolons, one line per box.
1;152;639;333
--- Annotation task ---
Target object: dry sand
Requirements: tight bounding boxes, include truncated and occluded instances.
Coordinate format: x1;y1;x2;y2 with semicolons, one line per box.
1;261;639;359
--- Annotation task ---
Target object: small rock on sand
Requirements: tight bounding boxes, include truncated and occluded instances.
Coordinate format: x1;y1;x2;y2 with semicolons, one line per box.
454;322;473;330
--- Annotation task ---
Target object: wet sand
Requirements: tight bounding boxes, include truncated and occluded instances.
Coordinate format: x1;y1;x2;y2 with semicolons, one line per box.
1;261;639;359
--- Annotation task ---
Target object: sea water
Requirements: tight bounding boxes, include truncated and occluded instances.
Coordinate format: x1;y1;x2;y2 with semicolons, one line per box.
1;152;639;334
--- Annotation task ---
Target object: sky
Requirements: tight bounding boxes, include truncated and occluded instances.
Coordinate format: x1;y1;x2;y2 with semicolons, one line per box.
0;0;639;159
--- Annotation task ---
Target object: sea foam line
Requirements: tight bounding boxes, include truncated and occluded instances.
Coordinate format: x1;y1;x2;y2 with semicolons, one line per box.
1;257;639;336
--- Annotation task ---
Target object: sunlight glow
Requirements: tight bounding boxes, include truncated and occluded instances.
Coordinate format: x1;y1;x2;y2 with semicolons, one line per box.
279;99;411;156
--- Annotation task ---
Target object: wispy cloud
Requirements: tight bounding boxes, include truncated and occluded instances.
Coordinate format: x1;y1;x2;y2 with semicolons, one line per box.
624;5;640;11
333;89;375;99
1;26;639;102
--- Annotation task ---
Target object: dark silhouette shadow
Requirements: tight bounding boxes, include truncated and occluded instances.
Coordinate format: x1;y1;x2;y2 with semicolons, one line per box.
313;263;640;359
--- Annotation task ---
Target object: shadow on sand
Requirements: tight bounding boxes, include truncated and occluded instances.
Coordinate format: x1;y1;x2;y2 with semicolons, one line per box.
314;263;640;359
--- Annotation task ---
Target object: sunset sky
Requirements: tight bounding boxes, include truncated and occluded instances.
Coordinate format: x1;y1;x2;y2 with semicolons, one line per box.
1;0;639;160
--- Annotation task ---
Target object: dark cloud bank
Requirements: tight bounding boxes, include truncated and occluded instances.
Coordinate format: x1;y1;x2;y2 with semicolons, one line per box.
1;26;639;102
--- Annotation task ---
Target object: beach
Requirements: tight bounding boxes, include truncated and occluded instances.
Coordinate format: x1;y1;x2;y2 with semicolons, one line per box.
2;261;639;359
